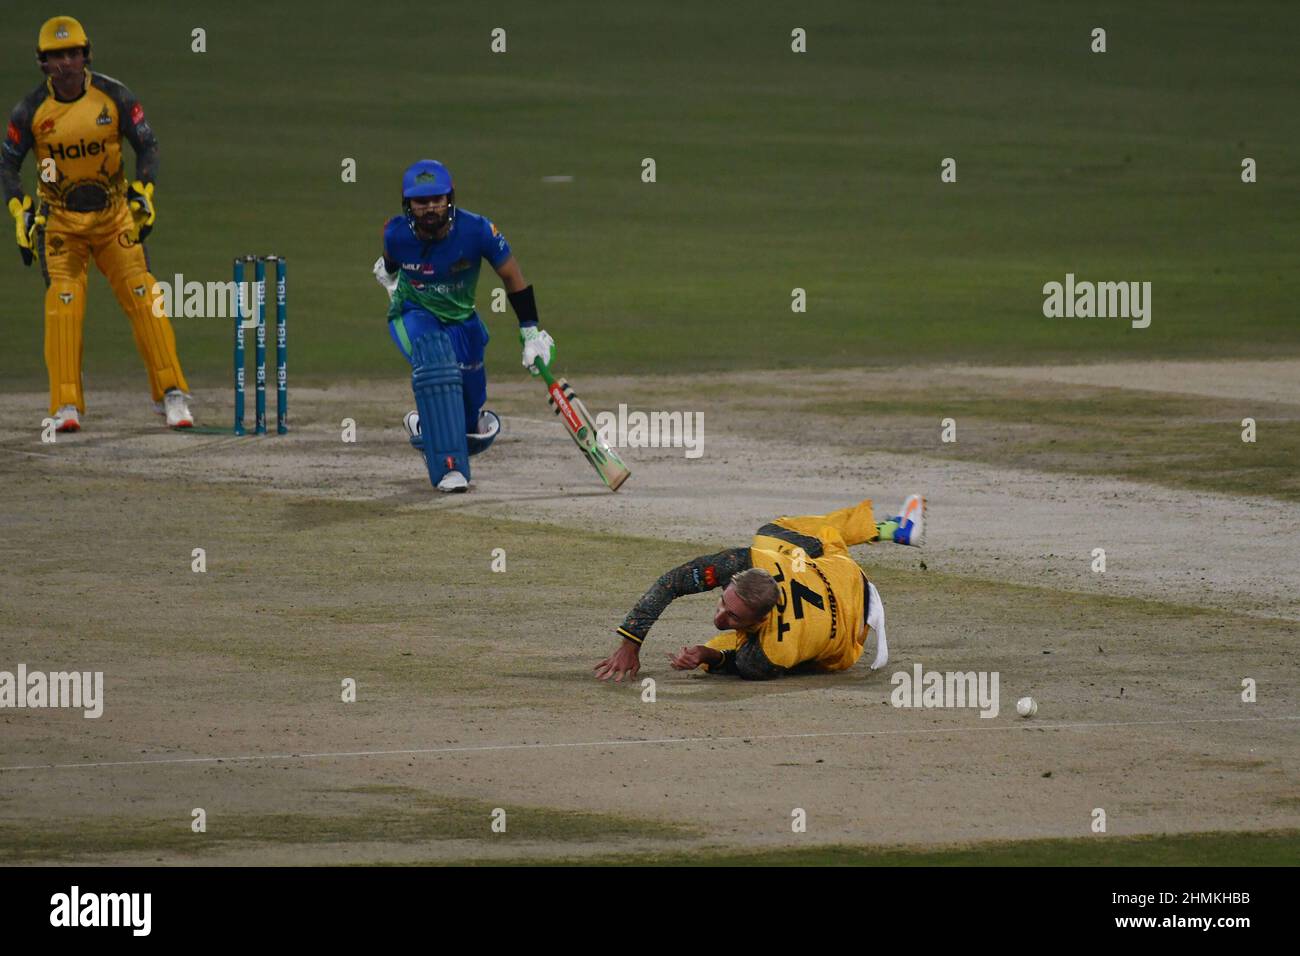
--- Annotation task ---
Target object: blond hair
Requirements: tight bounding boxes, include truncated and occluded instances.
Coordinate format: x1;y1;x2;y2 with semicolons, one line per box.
730;568;779;619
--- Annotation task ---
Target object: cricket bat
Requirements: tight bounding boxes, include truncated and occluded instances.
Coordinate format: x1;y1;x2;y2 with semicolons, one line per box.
533;358;631;491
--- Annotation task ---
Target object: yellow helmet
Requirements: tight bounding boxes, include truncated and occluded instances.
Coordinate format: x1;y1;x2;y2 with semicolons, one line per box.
37;16;90;56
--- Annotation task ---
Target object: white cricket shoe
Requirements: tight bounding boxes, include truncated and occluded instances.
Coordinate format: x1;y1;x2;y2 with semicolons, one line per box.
53;405;81;432
404;409;421;447
893;494;925;547
437;470;468;493
163;389;194;429
467;409;501;456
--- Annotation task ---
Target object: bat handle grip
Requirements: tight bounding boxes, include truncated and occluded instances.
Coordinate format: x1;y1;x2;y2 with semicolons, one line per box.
532;356;557;387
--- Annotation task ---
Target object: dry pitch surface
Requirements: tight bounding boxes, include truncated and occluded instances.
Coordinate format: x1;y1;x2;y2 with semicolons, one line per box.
1;359;1297;864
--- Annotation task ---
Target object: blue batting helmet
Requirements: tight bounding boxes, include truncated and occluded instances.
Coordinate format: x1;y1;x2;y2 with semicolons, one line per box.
402;160;454;199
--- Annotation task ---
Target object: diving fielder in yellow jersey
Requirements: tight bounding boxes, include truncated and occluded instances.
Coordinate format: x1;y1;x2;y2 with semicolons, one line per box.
3;16;192;432
594;495;926;682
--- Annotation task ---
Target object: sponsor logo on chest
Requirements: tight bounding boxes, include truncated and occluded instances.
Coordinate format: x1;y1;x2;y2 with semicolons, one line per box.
400;262;443;277
45;137;111;161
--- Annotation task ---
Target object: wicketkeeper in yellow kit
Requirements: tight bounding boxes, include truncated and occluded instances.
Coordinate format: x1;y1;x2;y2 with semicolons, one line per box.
2;16;193;431
594;495;926;682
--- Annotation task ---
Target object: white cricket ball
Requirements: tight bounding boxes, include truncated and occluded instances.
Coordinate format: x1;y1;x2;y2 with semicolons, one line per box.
1016;696;1038;717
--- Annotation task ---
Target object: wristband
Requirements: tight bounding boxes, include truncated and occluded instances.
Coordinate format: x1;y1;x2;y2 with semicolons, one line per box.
507;284;539;327
616;627;644;647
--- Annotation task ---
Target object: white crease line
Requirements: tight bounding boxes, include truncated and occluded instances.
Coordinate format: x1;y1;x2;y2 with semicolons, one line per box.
0;447;61;459
2;715;1294;774
504;416;561;428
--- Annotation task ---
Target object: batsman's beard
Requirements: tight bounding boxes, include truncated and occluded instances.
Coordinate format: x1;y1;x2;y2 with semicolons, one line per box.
418;210;450;235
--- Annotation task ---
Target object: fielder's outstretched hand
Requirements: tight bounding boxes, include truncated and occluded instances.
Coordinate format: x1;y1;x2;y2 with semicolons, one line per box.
668;645;712;670
594;639;640;682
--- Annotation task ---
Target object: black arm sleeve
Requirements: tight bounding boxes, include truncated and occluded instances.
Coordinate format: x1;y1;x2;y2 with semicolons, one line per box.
1;89;41;204
615;547;752;646
711;641;785;681
95;73;158;184
732;641;785;680
507;285;539;327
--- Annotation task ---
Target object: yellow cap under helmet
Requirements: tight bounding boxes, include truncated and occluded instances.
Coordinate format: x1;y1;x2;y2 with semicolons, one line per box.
37;16;90;55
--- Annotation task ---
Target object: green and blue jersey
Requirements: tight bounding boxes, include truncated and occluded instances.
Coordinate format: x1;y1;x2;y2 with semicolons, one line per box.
381;208;511;323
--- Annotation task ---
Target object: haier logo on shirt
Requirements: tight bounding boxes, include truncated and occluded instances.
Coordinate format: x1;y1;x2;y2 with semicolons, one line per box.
46;138;110;160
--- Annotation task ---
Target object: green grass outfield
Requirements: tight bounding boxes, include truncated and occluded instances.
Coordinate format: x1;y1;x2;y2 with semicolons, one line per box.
444;829;1300;866
2;1;1297;388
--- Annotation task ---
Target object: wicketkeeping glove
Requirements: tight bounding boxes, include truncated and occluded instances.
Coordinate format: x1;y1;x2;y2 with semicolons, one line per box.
8;195;43;267
520;326;555;375
127;180;156;242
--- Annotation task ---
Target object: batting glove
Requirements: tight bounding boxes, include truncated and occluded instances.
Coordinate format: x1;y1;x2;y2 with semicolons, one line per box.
126;180;155;242
372;256;399;297
8;195;43;267
520;326;555;375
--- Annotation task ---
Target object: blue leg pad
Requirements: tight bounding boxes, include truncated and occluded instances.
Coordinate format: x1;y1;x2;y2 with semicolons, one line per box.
411;331;470;485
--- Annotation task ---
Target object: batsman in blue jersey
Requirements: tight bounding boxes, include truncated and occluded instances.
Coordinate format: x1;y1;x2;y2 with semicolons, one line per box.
373;159;555;492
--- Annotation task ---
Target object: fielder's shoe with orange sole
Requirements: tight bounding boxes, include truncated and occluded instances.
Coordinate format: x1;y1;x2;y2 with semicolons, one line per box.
893;493;925;546
163;389;194;428
53;404;80;432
